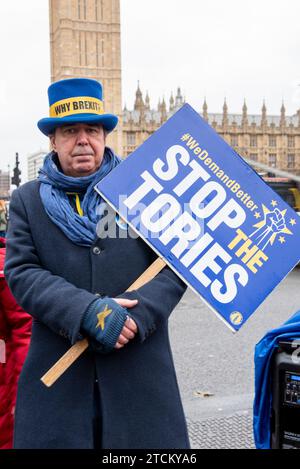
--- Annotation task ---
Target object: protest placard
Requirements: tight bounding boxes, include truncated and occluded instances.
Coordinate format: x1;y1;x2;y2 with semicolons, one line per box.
96;103;300;332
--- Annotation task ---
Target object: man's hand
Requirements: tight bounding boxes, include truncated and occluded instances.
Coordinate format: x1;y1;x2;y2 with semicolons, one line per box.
113;298;138;349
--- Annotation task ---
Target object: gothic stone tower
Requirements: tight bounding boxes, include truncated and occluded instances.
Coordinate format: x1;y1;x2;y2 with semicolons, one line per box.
49;0;122;153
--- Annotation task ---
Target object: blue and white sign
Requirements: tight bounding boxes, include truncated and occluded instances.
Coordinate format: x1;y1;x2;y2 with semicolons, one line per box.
96;104;300;331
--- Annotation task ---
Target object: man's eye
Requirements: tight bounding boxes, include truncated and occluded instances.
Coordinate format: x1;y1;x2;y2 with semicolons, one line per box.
64;128;76;134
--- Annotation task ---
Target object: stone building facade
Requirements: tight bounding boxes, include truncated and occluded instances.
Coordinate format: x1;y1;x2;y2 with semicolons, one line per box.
0;170;10;199
27;150;48;182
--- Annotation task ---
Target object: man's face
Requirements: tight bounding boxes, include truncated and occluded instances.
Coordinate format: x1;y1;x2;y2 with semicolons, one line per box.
50;123;106;177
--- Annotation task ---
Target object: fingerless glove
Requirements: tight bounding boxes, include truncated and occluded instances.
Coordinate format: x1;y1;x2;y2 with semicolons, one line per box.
81;297;128;352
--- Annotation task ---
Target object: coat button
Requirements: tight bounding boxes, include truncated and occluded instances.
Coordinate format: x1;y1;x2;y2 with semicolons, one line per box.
92;247;101;255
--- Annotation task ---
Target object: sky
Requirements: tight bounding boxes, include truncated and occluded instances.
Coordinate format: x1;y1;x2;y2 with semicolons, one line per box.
0;0;300;181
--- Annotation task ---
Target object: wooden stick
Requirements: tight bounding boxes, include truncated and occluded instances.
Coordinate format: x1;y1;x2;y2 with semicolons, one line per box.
41;257;166;387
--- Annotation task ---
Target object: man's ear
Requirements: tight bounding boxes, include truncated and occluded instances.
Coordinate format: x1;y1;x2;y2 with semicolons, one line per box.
49;134;56;151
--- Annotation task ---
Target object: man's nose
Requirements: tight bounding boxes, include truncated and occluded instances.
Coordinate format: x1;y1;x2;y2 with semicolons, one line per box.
76;129;89;145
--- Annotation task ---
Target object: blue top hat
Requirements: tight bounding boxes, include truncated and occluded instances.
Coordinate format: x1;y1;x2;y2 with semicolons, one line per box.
37;78;118;136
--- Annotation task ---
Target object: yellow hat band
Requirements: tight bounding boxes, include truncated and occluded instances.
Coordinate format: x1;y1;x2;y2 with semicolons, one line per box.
49;96;104;118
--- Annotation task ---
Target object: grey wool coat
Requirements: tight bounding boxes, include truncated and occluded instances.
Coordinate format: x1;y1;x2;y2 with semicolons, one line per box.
4;180;190;449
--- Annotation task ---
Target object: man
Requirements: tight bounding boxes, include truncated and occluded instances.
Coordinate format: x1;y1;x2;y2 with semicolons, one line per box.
4;78;190;449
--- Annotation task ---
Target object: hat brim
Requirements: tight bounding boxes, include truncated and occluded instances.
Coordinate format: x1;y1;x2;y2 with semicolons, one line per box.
37;113;118;136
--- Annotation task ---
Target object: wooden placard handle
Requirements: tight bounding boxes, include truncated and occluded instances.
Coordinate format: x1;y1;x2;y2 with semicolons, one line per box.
41;257;166;387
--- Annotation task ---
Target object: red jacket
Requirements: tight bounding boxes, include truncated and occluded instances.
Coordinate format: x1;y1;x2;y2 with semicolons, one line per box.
0;238;32;449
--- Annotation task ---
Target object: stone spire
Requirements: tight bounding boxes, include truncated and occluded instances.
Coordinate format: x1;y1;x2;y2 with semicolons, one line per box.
161;97;167;122
222;98;228;127
202;98;208;121
175;87;183;107
242;99;248;127
261;100;267;127
134;81;145;111
280;101;286;128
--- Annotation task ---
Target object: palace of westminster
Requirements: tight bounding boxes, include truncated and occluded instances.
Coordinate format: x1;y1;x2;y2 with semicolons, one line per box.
26;0;300;180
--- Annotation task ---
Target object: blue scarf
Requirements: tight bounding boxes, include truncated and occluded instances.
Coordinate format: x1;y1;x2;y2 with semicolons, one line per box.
253;310;300;448
38;148;122;246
